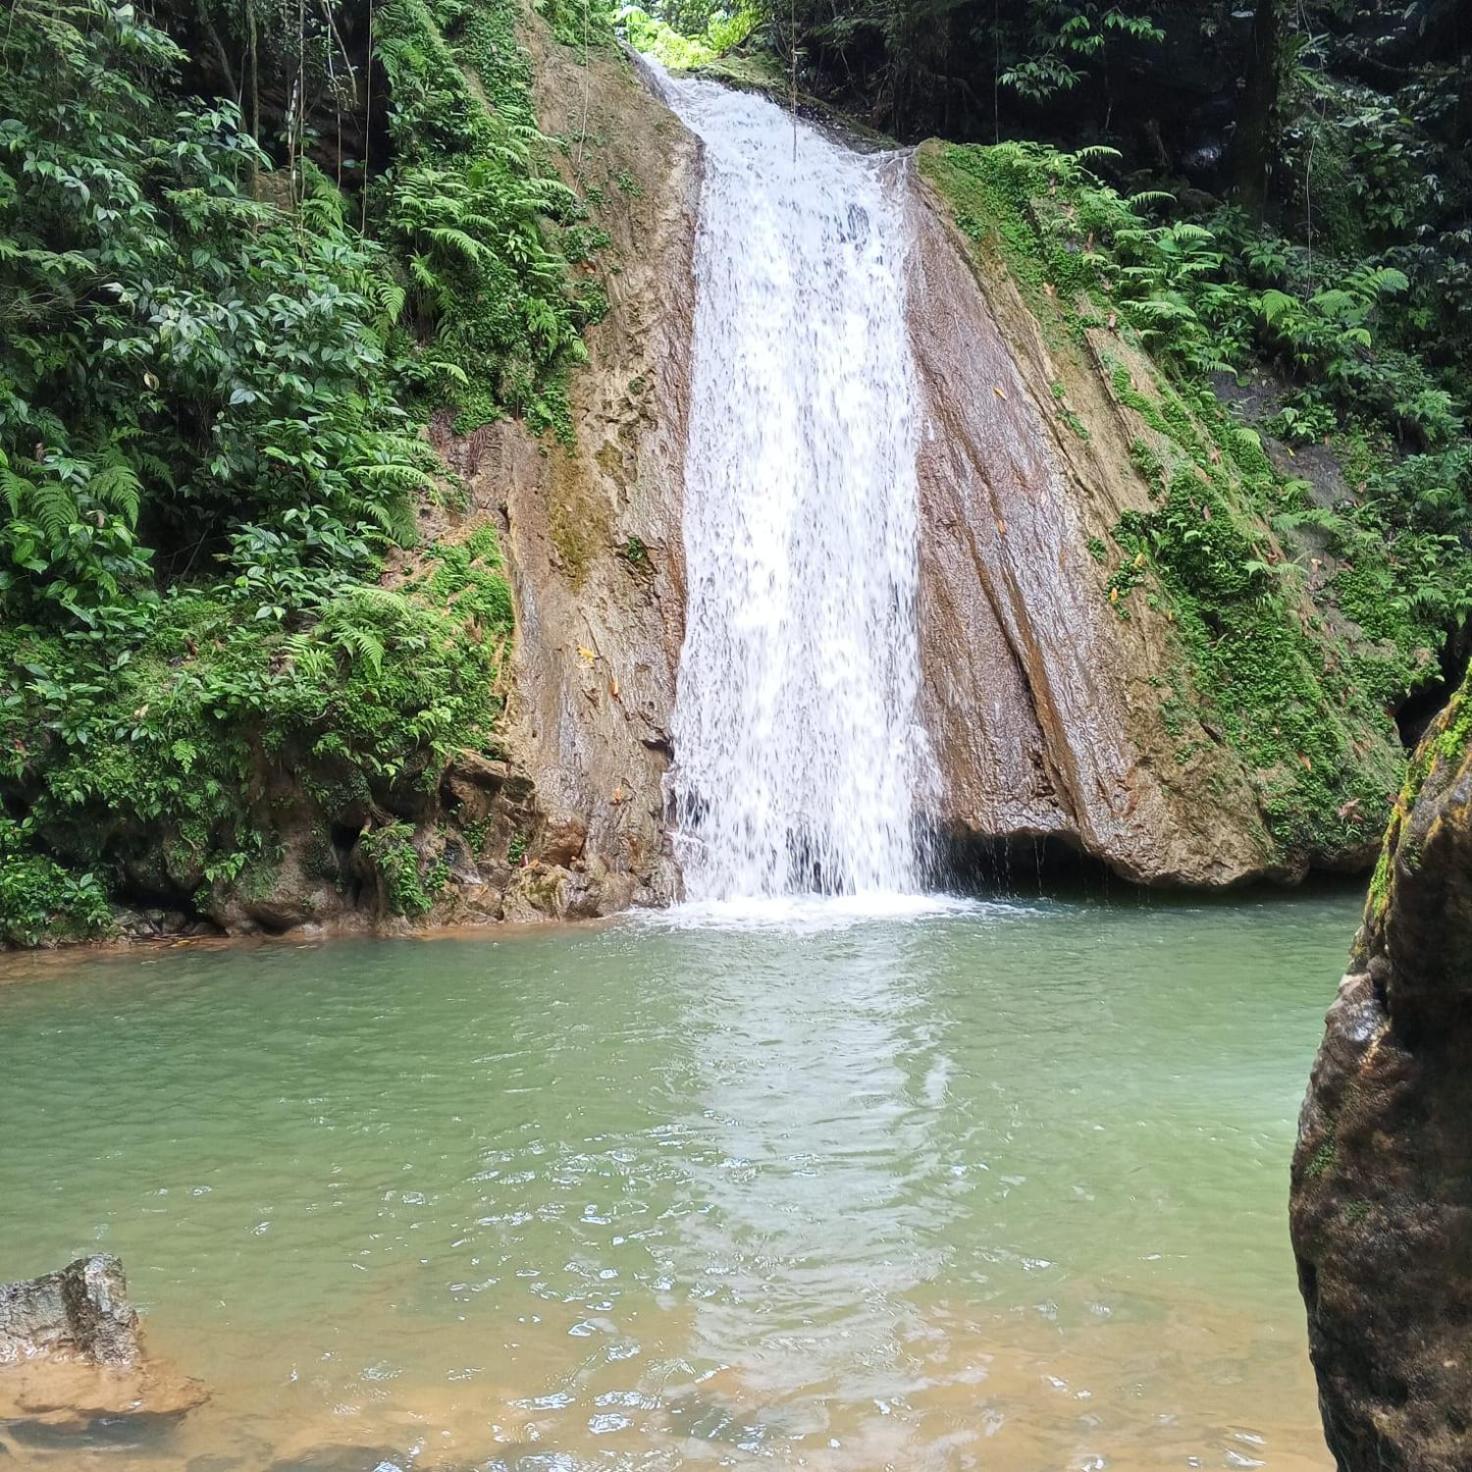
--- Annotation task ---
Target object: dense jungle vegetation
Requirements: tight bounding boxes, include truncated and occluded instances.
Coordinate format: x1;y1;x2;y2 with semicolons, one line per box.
0;0;599;941
1;0;1468;940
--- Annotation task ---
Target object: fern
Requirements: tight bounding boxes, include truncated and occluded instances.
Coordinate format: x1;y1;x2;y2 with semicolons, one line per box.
88;460;142;521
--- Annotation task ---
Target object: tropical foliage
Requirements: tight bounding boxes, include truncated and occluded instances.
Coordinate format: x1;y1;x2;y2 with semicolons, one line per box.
0;0;569;941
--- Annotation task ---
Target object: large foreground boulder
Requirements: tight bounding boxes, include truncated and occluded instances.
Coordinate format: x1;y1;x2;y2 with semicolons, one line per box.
0;1255;205;1427
1290;672;1472;1470
0;1255;139;1368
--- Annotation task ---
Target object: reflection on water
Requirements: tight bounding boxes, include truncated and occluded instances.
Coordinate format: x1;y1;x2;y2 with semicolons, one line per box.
0;895;1345;1469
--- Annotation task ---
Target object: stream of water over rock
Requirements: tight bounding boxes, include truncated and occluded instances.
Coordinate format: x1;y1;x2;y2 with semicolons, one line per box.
656;67;933;905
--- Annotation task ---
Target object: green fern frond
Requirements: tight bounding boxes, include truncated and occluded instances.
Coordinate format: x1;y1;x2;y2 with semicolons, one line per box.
88;462;142;522
426;228;493;265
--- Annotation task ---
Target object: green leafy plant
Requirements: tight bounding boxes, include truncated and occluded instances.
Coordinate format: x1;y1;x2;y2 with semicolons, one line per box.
1000;3;1164;103
1265;396;1337;445
0;0;545;942
0;819;110;947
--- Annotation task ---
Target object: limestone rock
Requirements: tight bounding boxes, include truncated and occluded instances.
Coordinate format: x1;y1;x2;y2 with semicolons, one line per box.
902;152;1400;886
502;862;603;923
1290;676;1472;1470
0;1255;139;1368
441;752;510;825
435;29;698;918
206;820;349;935
0;1256;207;1428
538;813;588;869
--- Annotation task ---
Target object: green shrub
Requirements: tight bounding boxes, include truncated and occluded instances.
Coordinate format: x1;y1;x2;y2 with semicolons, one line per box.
0;820;110;947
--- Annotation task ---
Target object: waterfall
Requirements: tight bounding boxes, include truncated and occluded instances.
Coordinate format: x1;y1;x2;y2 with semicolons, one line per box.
653;67;933;905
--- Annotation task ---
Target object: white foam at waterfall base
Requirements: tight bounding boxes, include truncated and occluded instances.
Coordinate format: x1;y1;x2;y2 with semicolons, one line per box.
651;62;938;914
643;891;995;935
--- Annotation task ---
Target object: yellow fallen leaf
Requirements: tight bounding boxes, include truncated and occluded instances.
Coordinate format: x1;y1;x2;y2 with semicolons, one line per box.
993;385;1008;400
1109;586;1119;604
1133;551;1146;568
577;645;596;662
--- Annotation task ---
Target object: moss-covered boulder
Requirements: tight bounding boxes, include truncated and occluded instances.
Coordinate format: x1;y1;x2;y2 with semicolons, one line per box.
1290;671;1472;1470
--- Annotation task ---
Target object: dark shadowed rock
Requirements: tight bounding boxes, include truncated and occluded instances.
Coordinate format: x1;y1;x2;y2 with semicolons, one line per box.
264;1449;409;1472
441;752;510;825
1291;674;1472;1470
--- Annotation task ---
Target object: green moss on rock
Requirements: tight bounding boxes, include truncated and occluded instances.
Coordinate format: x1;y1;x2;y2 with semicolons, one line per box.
920;136;1409;868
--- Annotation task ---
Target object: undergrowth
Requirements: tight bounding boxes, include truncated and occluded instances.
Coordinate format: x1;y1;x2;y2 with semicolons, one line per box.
1365;667;1472;926
0;0;568;941
375;0;609;438
618;4;757;68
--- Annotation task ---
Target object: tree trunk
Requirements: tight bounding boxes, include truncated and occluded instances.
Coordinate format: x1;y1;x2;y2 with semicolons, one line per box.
1234;0;1280;219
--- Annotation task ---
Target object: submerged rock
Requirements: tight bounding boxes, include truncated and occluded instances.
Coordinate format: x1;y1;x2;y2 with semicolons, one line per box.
1291;675;1472;1470
0;1256;206;1428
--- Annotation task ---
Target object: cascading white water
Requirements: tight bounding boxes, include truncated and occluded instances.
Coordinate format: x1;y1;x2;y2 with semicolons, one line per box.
653;65;934;904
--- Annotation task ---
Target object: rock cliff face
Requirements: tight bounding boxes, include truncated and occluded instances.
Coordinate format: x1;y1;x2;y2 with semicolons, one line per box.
438;37;699;919
904;175;1271;886
149;49;1415;942
1290;674;1472;1470
901;144;1403;886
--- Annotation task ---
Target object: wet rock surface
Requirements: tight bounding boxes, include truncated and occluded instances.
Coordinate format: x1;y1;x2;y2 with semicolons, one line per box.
436;37;699;918
903;168;1276;886
0;1256;139;1370
0;1257;206;1430
902;153;1401;886
1291;677;1472;1470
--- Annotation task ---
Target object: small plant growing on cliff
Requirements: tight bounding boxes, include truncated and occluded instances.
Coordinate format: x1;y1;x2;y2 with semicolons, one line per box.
360;822;434;917
1265;397;1337;445
0;820;110;947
